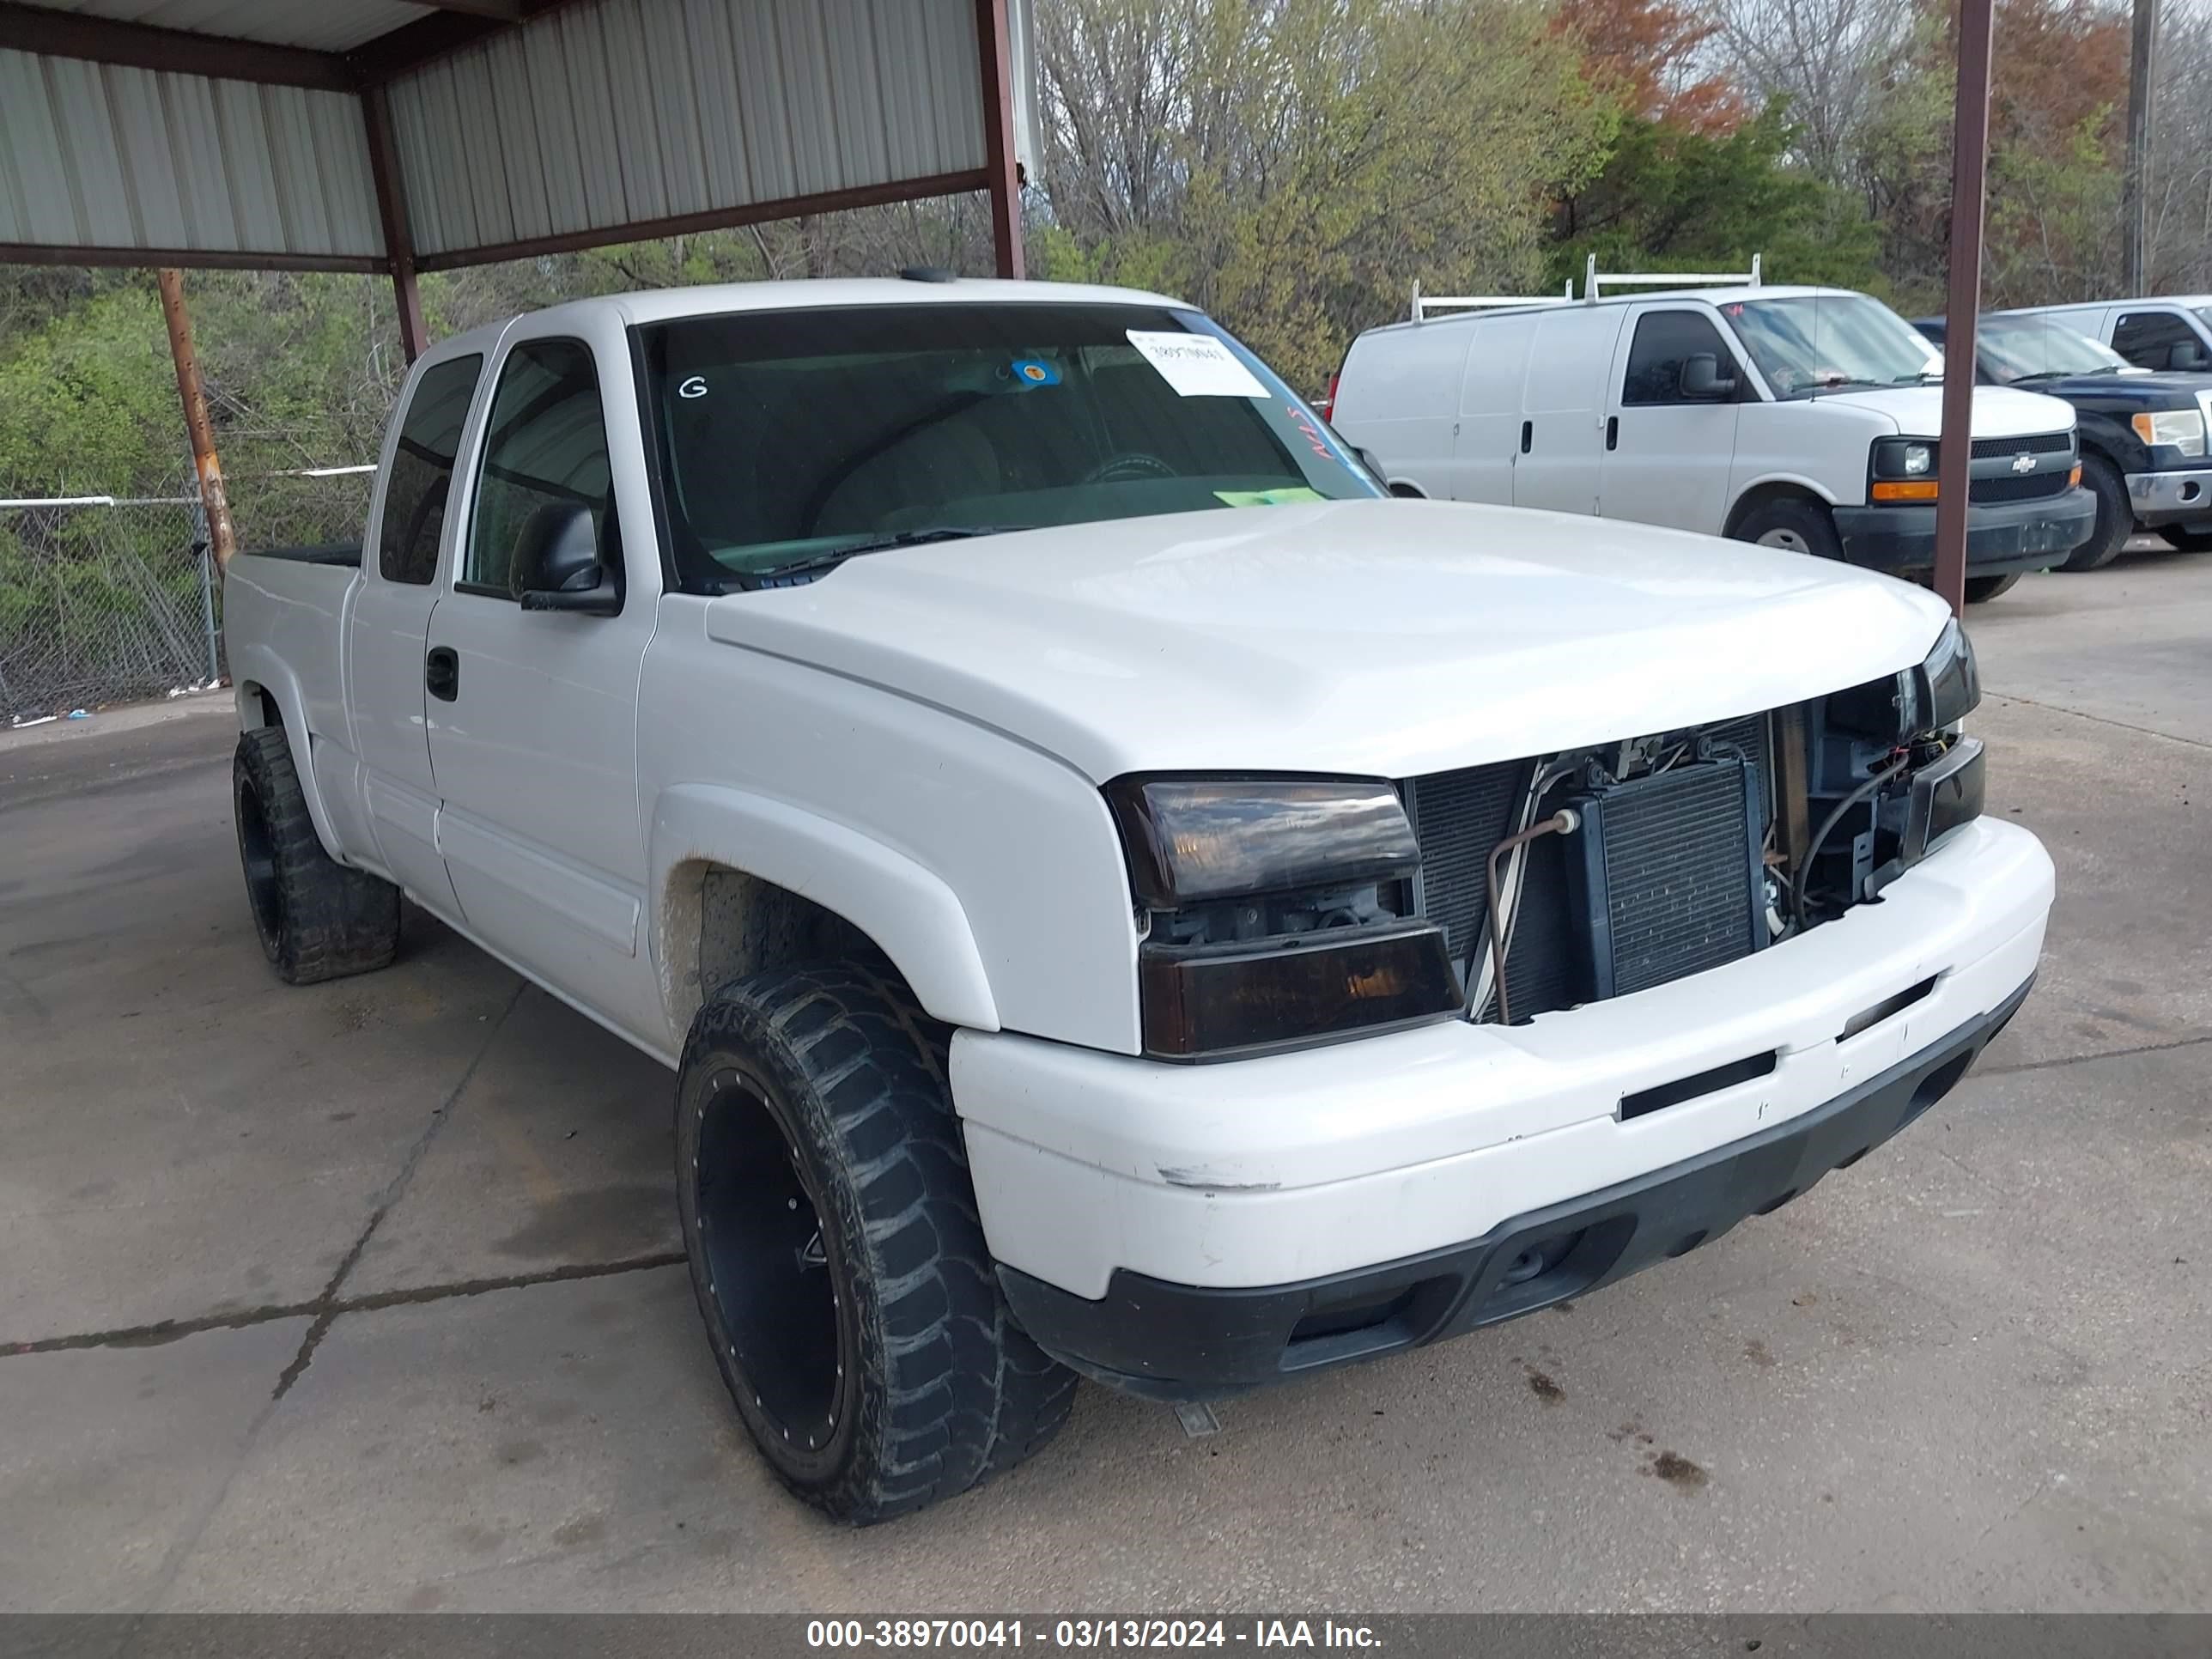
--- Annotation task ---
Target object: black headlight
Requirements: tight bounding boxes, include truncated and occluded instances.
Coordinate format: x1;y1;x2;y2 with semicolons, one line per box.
1915;617;1980;729
1104;775;1458;1059
1828;619;1981;743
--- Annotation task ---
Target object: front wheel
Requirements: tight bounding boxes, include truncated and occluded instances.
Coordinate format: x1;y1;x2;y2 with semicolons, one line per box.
675;962;1074;1523
1964;573;2021;603
2057;454;2131;572
1732;497;1844;561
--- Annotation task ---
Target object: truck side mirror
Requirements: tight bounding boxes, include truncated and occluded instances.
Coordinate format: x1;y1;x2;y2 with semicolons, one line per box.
1681;353;1737;400
511;501;620;615
2170;340;2209;372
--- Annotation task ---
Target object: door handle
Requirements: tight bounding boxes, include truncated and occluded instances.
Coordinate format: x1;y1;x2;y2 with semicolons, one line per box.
1606;415;1620;452
1520;419;1533;454
425;646;459;702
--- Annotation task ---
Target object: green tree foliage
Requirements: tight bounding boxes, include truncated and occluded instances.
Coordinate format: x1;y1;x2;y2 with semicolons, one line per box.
1550;103;1884;292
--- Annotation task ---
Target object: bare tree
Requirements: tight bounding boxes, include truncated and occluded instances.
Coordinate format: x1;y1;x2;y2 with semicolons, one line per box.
1706;0;1915;179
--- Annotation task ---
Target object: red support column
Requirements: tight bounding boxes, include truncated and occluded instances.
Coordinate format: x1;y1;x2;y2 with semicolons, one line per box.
362;85;429;362
1933;0;1996;617
975;0;1024;277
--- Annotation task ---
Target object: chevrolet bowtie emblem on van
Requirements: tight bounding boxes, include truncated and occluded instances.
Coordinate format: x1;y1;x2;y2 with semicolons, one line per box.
2011;453;2038;472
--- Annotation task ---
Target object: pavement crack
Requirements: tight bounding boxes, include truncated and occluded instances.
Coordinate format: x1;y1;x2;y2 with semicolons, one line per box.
1978;1030;2212;1079
3;1252;685;1360
266;979;526;1404
1986;691;2212;752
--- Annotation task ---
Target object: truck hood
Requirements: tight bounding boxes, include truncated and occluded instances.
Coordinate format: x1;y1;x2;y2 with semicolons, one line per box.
701;500;1953;782
1818;383;2075;439
2022;368;2212;406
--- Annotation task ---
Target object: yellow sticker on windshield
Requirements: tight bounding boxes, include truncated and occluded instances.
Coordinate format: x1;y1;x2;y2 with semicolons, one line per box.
1214;487;1327;507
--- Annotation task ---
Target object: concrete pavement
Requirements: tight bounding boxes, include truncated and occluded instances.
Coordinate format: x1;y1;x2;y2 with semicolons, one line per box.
2;560;2207;1612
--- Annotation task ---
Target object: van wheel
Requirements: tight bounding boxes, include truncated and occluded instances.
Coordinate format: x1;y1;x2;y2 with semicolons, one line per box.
1964;573;2021;603
675;961;1075;1524
233;727;400;985
1734;497;1843;561
2157;525;2212;552
2057;455;2130;571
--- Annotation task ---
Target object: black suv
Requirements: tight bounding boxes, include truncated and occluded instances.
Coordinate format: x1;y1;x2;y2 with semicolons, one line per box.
1916;313;2212;570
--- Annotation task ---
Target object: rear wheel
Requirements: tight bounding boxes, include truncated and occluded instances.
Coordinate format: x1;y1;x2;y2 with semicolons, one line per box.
675;960;1074;1523
233;726;400;984
1964;573;2021;603
1733;496;1844;562
2057;454;2130;571
2157;524;2212;552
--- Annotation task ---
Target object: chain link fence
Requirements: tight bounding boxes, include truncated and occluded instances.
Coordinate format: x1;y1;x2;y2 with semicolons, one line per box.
2;466;371;726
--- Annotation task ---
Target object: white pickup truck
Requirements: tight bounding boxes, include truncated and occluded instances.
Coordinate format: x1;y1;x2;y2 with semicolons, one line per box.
224;276;2054;1523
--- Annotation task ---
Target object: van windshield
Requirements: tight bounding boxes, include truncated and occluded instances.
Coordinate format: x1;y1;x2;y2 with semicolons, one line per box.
1723;295;1946;398
1975;316;2131;381
635;301;1377;589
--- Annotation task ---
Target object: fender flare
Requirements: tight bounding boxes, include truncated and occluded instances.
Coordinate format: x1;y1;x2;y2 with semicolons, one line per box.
647;783;1000;1035
1725;472;1842;536
226;644;345;860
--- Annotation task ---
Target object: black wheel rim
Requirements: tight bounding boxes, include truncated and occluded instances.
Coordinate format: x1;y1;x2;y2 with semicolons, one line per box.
694;1065;848;1457
235;775;283;948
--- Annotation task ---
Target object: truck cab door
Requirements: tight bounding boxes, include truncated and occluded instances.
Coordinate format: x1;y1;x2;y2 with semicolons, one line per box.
346;350;486;920
424;328;665;1044
1512;307;1627;515
1599;307;1744;534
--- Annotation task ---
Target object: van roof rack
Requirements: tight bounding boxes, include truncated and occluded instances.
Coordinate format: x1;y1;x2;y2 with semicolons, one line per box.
1583;253;1762;303
1411;279;1576;323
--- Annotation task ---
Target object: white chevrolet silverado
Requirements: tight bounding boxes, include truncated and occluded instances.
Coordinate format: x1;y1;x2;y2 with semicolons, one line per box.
223;277;2054;1523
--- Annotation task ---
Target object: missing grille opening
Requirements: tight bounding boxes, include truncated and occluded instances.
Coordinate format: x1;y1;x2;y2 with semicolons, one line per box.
1841;975;1938;1040
1620;1049;1778;1121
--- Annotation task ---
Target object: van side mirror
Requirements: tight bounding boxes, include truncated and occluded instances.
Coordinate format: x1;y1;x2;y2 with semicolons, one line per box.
511;501;620;615
1681;353;1737;399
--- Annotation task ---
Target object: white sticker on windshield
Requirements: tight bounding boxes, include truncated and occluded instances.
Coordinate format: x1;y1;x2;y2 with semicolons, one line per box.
1126;330;1270;398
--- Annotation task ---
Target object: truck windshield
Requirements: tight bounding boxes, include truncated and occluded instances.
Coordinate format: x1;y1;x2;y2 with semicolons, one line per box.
635;301;1378;587
1974;316;2131;381
1723;295;1945;398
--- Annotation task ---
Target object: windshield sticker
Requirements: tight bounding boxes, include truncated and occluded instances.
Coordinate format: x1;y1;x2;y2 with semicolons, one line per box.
678;375;708;399
1011;358;1060;387
1126;330;1270;398
1215;487;1327;507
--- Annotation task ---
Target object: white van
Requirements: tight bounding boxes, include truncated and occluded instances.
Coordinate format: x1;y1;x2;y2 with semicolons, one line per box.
1328;284;2095;602
2002;295;2212;374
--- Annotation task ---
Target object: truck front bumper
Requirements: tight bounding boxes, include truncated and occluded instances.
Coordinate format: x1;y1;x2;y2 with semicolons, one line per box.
2126;465;2212;529
1832;488;2096;576
952;818;2053;1400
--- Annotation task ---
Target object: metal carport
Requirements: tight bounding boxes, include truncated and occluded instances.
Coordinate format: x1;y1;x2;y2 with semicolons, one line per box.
0;0;1039;362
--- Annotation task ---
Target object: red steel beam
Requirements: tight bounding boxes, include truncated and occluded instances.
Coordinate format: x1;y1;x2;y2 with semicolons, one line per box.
975;0;1026;277
0;241;386;273
1933;0;1996;617
361;86;429;363
411;168;994;271
0;1;354;89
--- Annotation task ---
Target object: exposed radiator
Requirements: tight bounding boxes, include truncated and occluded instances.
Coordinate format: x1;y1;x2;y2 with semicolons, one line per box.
1568;759;1765;999
1402;716;1773;1022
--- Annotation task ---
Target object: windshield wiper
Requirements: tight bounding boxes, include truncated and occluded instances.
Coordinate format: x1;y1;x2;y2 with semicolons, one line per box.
1890;369;1944;384
728;526;1032;590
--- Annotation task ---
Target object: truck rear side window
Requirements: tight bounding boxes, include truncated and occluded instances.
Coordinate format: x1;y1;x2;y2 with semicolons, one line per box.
378;354;483;585
633;302;1376;591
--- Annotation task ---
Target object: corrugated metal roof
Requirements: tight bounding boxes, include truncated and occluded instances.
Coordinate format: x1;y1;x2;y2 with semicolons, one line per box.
0;47;382;258
15;0;434;54
386;0;992;260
